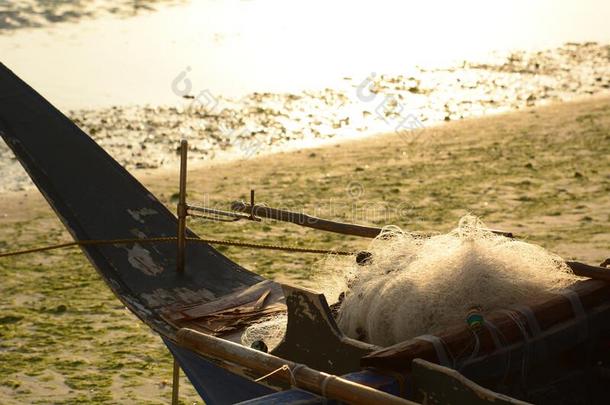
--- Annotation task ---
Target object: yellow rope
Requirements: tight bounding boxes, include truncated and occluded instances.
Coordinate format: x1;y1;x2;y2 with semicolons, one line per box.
254;364;290;383
0;236;354;258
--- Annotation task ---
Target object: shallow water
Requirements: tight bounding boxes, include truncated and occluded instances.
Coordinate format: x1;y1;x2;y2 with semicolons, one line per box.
2;0;610;108
1;1;610;191
0;0;185;32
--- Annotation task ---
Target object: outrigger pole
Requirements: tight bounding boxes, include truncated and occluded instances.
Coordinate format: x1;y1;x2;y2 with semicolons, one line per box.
231;200;383;238
230;201;514;239
177;328;418;405
173;139;189;404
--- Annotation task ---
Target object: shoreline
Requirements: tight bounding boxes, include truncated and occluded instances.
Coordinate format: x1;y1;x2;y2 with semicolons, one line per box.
1;91;607;196
2;42;609;192
2;94;608;261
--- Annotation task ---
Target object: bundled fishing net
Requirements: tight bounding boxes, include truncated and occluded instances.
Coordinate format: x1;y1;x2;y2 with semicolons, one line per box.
240;215;580;349
322;215;581;347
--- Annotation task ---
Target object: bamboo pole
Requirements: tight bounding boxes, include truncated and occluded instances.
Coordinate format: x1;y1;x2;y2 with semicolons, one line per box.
172;356;180;405
176;328;417;405
231;201;514;239
231;201;383;238
176;139;188;273
567;261;610;282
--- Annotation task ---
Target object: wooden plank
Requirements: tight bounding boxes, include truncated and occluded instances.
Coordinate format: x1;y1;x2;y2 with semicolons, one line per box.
164;280;284;322
568;261;610;282
182;303;286;335
272;285;379;375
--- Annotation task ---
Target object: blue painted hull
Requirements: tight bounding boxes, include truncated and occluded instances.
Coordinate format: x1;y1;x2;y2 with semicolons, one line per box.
164;338;274;404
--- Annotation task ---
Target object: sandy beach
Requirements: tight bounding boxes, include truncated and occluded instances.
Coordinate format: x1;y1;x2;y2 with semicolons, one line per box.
1;0;610;403
1;95;609;403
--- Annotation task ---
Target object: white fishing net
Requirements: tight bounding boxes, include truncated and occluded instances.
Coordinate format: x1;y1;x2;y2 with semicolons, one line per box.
240;314;287;351
241;215;580;349
327;215;580;346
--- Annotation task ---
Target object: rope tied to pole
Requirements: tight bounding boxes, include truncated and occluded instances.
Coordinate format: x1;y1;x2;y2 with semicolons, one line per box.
254;364;290;383
321;374;338;398
254;363;305;386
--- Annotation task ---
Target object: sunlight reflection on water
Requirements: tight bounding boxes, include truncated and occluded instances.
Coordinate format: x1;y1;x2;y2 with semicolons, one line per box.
0;0;185;31
1;0;609;108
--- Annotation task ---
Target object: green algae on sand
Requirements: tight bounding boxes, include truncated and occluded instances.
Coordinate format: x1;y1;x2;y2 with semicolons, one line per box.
0;96;609;403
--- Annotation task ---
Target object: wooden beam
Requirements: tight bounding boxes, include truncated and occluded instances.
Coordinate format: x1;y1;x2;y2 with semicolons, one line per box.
231;201;514;239
176;328;417;405
567;261;610;282
231;201;383;238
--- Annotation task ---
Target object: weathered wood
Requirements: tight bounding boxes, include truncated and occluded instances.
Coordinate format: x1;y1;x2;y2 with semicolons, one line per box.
567;261;610;282
176;139;188;273
361;279;610;371
272;285;378;375
171;356;180;405
176;328;417;405
459;302;610;383
164;280;284;322
231;201;514;239
187;205;251;221
411;359;529;404
159;281;286;338
231;201;383;238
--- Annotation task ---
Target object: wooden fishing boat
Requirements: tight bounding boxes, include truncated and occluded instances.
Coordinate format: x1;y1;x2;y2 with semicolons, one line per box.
1;62;610;404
